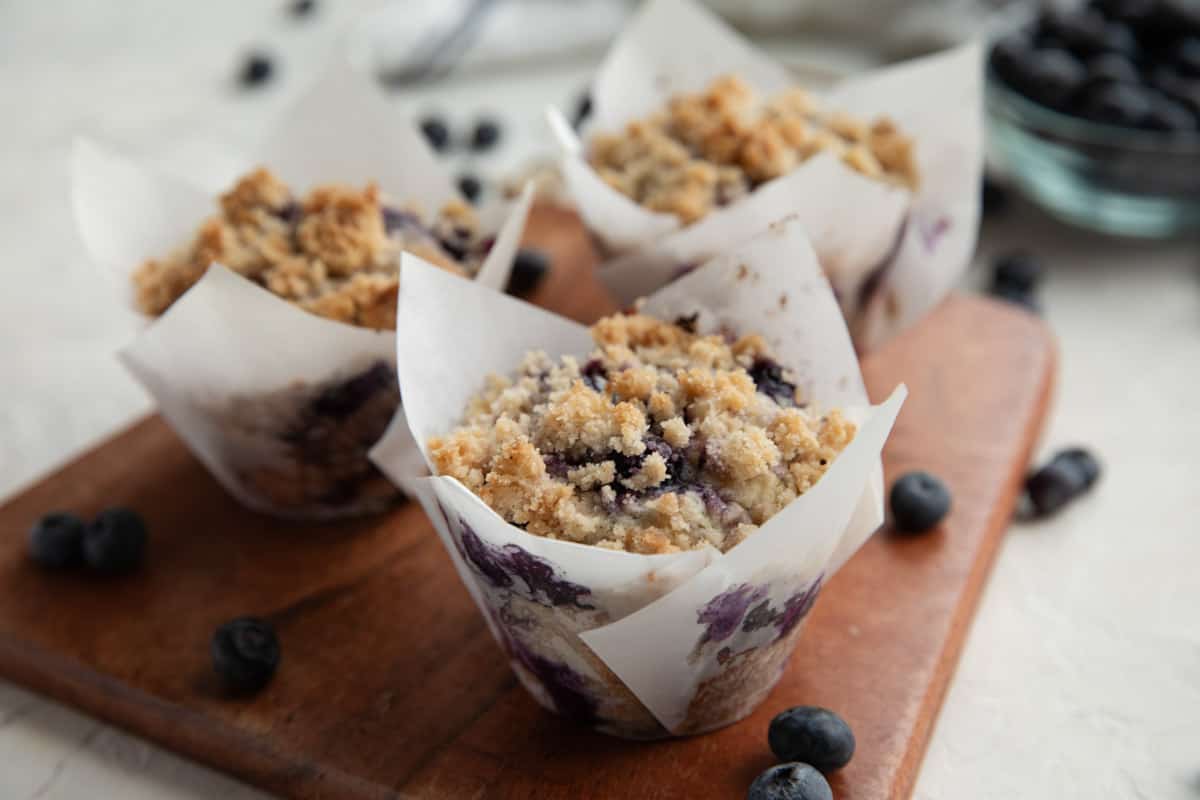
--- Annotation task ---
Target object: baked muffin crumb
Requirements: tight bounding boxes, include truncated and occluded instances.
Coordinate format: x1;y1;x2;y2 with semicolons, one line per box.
430;313;854;554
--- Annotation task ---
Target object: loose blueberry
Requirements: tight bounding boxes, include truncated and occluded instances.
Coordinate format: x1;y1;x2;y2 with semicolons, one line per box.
83;508;147;574
1080;81;1154;126
981;174;1011;217
768;706;856;772
419;115;450;152
991;251;1044;294
506;248;550;297
211;617;280;694
289;0;316;17
1054;447;1103;489
238;52;275;88
457;174;482;204
1025;457;1090;518
470;117;502;151
572;91;593;130
28;512;86;569
890;471;951;534
747;763;832;800
991;284;1041;313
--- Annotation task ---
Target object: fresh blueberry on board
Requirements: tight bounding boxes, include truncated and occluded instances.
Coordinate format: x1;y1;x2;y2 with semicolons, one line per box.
747;763;832;800
457;174;482;204
470;117;502;151
506;248;550;297
768;706;856;772
212;617;281;694
419;115;451;152
1056;447;1102;489
28;512;86;569
889;471;951;534
238;52;275;89
83;508;147;574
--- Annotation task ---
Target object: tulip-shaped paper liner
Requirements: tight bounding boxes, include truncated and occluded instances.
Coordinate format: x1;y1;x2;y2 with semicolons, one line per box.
548;0;982;352
73;57;534;518
382;216;905;737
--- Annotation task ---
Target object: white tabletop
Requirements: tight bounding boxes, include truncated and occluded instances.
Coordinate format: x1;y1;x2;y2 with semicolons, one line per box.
2;2;1197;798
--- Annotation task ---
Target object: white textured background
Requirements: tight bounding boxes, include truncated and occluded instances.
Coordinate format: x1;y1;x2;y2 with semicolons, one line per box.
1;2;1198;798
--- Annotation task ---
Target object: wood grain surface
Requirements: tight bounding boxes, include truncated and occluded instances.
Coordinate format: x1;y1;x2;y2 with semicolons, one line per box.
0;207;1055;799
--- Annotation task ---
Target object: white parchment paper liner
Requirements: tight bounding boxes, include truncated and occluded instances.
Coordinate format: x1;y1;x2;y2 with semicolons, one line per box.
72;58;534;519
378;217;905;737
549;0;983;351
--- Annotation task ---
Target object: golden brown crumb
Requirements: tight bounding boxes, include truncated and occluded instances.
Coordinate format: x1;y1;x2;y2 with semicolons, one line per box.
131;168;485;328
429;313;855;555
588;75;919;225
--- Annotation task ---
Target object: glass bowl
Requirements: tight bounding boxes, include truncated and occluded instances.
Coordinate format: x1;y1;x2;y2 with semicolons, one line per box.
986;68;1200;238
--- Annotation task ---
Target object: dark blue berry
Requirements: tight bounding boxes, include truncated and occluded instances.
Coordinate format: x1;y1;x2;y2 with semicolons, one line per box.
1025;455;1090;517
1141;95;1199;131
890;471;951;534
212;617;280;694
289;0;316;18
1083;53;1141;90
572;91;593;130
747;763;832;800
989;35;1035;90
83;508;147;574
1080;81;1154;126
748;358;798;406
1173;38;1200;78
991;252;1044;294
457;174;482;204
28;512;85;569
1055;447;1102;489
768;706;856;772
981;174;1011;217
506;248;549;297
239;52;275;88
470;118;501;151
419;116;450;152
581;358;607;392
1026;49;1088;110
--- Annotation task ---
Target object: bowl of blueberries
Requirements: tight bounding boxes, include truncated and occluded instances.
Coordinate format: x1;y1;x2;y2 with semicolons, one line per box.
987;0;1200;236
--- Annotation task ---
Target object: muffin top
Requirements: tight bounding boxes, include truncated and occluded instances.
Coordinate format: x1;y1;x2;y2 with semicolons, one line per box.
588;75;919;224
133;168;488;329
429;312;855;555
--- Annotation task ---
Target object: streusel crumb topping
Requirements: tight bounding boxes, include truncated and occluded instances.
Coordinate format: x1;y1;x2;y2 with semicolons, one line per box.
133;168;489;329
589;75;919;224
429;312;855;555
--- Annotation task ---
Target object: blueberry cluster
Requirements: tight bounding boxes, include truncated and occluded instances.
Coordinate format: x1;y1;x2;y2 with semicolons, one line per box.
748;706;855;800
28;508;147;574
990;0;1200;133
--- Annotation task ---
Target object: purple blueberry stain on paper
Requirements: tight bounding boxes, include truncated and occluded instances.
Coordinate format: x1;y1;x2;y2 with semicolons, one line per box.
773;577;823;641
918;215;951;252
456;520;594;609
697;584;768;645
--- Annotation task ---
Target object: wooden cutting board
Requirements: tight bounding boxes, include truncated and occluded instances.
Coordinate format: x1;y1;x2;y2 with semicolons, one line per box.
0;207;1055;800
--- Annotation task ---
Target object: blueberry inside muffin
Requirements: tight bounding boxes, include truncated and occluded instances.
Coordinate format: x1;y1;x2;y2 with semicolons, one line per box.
588;75;919;224
429;312;855;554
133;167;492;328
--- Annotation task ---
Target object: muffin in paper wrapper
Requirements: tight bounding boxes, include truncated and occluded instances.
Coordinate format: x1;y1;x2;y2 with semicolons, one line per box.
371;216;905;737
72;59;534;519
548;0;983;351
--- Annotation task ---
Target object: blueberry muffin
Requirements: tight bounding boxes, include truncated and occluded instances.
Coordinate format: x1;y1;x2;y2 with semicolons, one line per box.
133;167;490;328
588;76;919;224
429;312;855;554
